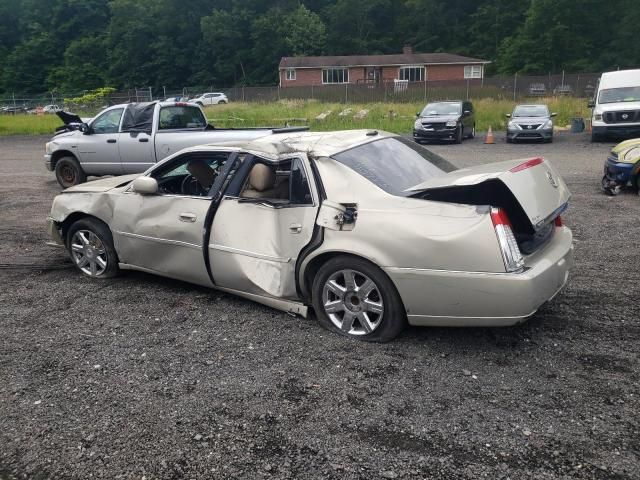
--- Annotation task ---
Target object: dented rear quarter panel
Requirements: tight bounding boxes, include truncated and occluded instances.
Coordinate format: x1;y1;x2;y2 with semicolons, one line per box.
303;157;505;275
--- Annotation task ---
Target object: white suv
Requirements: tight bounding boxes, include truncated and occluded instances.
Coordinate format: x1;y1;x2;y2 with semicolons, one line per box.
191;92;228;106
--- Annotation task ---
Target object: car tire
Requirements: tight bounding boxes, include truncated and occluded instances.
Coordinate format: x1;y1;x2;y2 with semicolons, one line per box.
312;256;407;342
218;100;227;104
468;124;476;139
454;127;463;144
67;218;119;279
506;137;513;144
55;156;86;189
591;132;603;143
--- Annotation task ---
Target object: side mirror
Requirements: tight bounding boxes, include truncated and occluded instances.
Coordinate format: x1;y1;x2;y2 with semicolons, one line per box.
588;100;595;108
551;112;557;117
132;176;158;195
416;112;420;118
463;110;471;115
505;113;511;118
80;123;90;134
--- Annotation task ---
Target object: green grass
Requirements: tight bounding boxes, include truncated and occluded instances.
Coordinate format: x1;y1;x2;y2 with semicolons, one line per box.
0;114;63;135
0;97;590;136
205;97;590;134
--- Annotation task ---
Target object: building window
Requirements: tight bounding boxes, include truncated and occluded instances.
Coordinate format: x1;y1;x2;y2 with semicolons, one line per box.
285;69;296;81
464;65;482;79
322;68;349;84
399;66;425;82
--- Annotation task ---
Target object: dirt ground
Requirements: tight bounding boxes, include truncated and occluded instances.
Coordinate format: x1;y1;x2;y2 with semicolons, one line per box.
0;132;638;479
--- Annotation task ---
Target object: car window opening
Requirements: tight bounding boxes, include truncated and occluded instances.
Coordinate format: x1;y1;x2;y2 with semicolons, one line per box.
239;158;313;206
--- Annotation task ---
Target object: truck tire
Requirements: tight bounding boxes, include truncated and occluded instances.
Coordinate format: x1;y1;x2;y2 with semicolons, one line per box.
55;156;86;189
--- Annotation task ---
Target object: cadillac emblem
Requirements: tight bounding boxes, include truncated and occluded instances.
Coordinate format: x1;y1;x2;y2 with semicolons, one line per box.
546;171;558;188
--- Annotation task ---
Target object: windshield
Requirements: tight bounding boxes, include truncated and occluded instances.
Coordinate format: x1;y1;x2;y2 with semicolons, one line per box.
420;102;462;116
332;137;457;196
513;105;549;117
599;87;640;104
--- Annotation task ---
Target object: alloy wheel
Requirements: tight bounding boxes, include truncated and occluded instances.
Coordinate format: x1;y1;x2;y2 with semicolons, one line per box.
70;230;108;276
322;269;384;335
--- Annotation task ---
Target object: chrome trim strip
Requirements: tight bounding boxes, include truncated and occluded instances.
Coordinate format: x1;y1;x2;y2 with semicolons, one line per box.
116;231;201;250
209;244;291;263
385;266;526;276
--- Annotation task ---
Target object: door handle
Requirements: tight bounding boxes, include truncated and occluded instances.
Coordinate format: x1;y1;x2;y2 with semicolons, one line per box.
139;138;149;143
289;223;302;234
179;212;197;223
107;139;116;143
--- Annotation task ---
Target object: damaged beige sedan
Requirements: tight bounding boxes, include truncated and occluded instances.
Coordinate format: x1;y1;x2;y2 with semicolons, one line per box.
48;130;573;341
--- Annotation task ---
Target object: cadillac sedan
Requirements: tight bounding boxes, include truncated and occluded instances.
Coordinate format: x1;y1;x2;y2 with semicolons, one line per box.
48;130;573;342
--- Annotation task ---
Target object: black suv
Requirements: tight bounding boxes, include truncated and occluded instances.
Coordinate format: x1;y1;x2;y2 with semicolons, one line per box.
413;100;475;144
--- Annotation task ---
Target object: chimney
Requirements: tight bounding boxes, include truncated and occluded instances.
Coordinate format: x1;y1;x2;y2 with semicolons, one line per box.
403;45;413;55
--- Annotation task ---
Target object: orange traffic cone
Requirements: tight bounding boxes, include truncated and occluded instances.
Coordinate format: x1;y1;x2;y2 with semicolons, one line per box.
484;126;495;144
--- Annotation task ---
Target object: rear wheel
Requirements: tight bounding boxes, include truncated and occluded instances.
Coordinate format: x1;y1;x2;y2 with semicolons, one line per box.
218;100;227;104
467;124;476;139
67;218;119;278
312;256;406;342
55;156;86;188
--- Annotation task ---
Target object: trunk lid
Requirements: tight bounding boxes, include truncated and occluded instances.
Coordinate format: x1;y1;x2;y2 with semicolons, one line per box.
408;157;570;231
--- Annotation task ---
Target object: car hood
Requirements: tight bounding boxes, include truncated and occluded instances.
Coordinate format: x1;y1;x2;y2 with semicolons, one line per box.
63;174;139;193
418;114;460;123
597;100;640;112
612;137;640;155
510;116;550;124
409;157;570;230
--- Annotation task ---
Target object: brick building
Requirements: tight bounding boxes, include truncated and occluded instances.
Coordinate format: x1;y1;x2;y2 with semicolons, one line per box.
279;46;490;87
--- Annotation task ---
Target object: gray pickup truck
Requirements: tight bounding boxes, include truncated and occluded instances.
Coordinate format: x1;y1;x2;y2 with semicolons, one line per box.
45;101;306;188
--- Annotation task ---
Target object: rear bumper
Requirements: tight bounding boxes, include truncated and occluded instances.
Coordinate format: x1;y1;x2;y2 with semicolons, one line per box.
413;127;458;141
44;154;54;171
507;128;553;141
603;156;635;185
385;226;573;327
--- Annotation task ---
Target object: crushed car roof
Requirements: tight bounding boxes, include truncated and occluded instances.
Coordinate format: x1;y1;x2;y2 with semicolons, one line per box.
200;130;397;158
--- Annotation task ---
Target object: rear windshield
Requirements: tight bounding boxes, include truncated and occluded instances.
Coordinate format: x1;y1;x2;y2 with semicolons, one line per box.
599;86;640;104
158;106;207;130
332;137;456;196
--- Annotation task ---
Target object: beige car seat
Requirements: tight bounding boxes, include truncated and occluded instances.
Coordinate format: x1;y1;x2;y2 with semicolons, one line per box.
242;163;289;199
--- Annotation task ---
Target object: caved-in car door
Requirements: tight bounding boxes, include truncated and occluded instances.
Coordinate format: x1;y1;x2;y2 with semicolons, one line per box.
110;150;234;287
208;155;319;300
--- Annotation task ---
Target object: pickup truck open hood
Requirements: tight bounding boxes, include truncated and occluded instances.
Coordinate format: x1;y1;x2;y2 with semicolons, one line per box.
409;157;570;230
62;174;139;193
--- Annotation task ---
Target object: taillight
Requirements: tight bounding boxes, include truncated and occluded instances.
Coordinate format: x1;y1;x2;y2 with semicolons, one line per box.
554;216;563;227
509;157;544;173
491;208;525;273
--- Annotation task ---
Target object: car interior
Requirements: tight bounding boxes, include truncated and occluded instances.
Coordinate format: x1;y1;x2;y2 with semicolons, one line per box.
239;159;312;206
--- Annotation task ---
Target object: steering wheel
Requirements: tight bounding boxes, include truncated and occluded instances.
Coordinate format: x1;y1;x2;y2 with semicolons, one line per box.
180;174;209;196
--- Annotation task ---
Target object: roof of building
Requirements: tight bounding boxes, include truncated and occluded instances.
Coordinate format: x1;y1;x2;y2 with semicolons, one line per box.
280;53;489;69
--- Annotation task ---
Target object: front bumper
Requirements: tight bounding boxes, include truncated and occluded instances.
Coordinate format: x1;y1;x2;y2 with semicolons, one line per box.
593;124;640;139
46;217;65;247
44;154;54;171
385;226;574;327
507;128;553;141
603;156;635;185
413;127;459;141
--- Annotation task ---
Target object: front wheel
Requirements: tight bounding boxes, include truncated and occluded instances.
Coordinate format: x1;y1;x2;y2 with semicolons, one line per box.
55;156;86;188
468;124;476;139
67;218;119;278
218;100;227;104
312;256;406;342
454;127;463;144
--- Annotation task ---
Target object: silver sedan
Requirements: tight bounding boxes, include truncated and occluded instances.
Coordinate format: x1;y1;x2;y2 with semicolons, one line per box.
48;130;573;342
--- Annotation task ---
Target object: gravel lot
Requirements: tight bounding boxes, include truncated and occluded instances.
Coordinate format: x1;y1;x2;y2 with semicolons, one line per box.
1;132;639;479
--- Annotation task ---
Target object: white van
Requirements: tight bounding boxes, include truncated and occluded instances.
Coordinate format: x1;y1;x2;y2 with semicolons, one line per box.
590;69;640;142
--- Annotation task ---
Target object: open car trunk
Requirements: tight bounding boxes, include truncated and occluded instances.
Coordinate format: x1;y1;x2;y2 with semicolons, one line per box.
409;157;570;254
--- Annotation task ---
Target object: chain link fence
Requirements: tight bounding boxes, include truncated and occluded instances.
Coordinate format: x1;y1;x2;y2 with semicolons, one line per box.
0;73;601;113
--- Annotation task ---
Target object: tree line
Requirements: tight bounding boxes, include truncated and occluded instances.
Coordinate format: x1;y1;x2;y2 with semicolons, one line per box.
0;0;638;94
